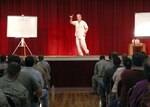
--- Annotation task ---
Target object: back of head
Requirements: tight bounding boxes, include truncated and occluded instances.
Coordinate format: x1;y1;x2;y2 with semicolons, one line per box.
99;56;105;60
143;58;150;82
8;55;21;64
122;53;128;61
123;57;132;69
38;55;44;61
112;52;118;58
7;62;21;77
33;56;38;64
0;55;6;62
113;56;121;66
25;56;34;67
132;52;146;67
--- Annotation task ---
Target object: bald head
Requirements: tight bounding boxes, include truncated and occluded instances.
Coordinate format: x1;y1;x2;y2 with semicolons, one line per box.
76;14;82;21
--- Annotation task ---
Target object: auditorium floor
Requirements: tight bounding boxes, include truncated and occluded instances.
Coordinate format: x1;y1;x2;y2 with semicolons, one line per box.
49;88;100;107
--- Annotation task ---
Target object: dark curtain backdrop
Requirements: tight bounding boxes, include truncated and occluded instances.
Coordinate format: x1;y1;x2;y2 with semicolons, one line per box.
1;0;150;55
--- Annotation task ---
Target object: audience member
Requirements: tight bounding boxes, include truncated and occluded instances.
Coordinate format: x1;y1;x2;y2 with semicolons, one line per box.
38;55;51;80
103;56;121;94
33;56;49;88
112;57;132;93
120;53;128;66
129;57;150;107
0;55;8;77
92;56;113;95
99;54;121;107
7;55;42;107
120;52;147;107
22;56;49;107
22;56;44;88
0;62;30;107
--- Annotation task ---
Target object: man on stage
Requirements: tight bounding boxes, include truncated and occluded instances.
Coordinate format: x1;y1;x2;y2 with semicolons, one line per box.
70;14;90;56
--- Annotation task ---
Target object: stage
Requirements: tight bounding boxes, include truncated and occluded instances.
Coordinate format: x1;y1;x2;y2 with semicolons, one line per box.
43;55;109;61
41;55;102;87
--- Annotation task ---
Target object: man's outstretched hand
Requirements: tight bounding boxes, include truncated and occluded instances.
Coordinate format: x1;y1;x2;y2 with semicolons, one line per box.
70;15;74;18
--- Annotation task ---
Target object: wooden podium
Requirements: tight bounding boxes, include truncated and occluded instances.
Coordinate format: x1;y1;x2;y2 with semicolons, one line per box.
128;43;146;56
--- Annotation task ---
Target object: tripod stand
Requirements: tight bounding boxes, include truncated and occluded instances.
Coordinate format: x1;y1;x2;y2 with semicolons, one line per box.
12;38;33;56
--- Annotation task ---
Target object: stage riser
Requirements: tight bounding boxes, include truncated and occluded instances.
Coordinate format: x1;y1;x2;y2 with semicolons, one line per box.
49;61;97;87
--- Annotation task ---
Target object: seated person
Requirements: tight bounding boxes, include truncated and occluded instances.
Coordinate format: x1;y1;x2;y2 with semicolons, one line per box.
110;52;147;107
103;56;121;94
112;57;132;94
22;56;44;88
92;56;113;95
33;56;49;88
120;54;128;66
37;55;51;80
7;55;42;107
129;57;150;107
99;54;121;107
0;55;8;77
0;62;30;107
23;56;49;107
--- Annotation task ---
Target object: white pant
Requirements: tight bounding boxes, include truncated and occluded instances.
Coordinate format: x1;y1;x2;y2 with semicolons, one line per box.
76;37;89;56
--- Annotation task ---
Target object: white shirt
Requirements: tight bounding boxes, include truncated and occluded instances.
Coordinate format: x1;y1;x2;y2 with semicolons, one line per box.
72;20;88;38
112;67;125;93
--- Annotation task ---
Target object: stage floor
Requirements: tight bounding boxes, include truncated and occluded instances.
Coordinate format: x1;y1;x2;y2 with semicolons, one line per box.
43;55;109;61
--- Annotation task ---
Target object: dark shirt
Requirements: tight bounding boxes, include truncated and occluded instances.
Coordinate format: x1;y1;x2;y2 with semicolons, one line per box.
120;69;146;107
103;65;120;93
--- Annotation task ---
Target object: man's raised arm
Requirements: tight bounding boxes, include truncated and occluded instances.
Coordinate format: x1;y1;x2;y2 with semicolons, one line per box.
70;15;74;25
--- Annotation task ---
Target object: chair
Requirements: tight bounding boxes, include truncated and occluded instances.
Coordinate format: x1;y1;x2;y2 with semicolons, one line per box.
127;87;133;107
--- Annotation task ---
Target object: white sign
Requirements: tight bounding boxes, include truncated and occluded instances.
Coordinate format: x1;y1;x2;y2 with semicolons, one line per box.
7;16;37;38
135;13;150;37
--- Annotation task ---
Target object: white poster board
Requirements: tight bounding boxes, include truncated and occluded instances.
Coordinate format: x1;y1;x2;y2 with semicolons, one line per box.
135;13;150;37
7;16;37;38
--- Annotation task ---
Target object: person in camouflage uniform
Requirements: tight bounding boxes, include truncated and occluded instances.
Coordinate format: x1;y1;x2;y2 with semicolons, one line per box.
92;56;113;95
0;89;10;107
0;62;30;107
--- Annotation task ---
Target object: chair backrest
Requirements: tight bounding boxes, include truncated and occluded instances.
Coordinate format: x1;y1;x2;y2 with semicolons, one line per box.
127;87;133;107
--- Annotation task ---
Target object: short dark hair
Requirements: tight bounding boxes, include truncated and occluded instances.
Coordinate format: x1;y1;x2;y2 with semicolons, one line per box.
0;55;6;62
33;56;38;64
112;52;118;57
123;57;132;69
122;54;128;61
99;56;105;60
143;58;150;81
25;56;34;67
143;58;150;74
7;62;21;77
8;55;21;64
113;56;121;66
38;55;44;61
132;52;146;67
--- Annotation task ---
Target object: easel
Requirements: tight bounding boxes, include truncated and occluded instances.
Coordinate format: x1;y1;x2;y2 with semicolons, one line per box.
12;38;33;56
